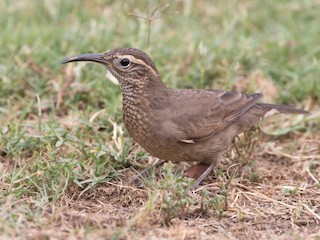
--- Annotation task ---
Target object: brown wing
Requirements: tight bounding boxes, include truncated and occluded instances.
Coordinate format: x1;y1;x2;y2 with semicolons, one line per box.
219;91;262;124
169;89;262;143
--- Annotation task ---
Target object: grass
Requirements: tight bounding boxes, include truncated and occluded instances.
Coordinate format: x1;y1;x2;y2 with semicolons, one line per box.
0;0;320;239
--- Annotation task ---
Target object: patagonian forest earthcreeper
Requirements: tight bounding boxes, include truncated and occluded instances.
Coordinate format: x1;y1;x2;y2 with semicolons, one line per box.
62;48;308;189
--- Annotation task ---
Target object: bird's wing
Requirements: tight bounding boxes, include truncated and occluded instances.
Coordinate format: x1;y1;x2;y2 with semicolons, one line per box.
169;89;262;143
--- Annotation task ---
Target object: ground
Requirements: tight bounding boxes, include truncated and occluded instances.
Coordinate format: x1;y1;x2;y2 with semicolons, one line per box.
0;1;319;239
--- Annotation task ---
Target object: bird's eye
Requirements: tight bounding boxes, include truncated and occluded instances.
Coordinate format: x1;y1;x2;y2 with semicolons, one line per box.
120;58;130;67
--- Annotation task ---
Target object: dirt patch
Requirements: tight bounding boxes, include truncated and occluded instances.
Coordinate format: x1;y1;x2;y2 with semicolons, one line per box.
19;132;319;239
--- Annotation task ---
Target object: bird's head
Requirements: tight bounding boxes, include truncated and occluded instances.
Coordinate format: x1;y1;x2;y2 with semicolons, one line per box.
62;48;160;86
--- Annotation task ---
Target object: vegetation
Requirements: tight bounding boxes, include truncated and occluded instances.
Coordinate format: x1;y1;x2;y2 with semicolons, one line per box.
0;0;319;239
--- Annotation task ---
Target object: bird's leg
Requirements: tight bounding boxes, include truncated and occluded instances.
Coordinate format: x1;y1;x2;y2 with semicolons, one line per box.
131;159;165;185
189;163;215;191
185;163;211;179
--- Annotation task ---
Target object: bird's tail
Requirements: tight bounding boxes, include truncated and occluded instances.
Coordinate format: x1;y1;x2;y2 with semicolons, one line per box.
256;103;309;115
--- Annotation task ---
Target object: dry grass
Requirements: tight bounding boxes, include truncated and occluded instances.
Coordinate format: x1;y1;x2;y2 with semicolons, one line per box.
1;113;319;239
1;1;320;239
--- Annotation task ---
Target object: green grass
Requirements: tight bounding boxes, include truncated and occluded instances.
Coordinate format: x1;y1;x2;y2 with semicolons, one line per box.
0;0;319;239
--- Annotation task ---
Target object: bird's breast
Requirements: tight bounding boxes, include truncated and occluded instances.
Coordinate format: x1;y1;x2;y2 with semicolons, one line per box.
121;86;179;160
122;91;153;139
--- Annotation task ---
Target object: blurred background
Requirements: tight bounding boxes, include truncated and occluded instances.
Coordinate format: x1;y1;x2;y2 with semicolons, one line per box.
1;0;319;115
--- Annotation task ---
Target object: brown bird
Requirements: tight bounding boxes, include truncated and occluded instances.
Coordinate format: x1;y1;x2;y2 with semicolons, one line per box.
62;48;308;189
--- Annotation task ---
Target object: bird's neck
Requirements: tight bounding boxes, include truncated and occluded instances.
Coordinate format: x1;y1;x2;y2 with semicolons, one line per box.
121;75;168;109
120;75;169;139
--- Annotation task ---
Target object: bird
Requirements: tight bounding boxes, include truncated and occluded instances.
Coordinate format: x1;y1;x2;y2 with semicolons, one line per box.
62;47;308;190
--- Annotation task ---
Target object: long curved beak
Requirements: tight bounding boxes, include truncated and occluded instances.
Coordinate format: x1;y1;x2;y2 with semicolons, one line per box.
62;53;106;64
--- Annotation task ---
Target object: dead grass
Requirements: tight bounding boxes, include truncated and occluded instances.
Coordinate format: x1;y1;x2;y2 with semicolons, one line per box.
2;115;319;240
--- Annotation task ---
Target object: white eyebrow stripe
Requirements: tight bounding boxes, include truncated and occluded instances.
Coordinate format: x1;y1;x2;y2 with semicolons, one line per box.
121;55;158;77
